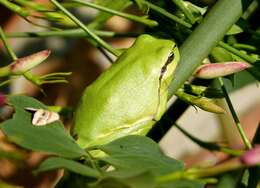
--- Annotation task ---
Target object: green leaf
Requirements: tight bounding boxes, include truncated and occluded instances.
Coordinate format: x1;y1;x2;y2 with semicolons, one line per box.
226;24;243;35
216;171;243;188
0;95;85;159
93;171;156;188
159;180;204;188
98;135;184;176
210;47;234;62
36;157;100;178
0;148;22;161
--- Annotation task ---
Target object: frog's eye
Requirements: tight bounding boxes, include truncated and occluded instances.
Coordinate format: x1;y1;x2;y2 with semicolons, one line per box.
25;108;60;126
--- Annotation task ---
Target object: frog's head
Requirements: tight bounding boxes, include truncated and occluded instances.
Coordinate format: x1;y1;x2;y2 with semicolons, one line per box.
133;34;179;83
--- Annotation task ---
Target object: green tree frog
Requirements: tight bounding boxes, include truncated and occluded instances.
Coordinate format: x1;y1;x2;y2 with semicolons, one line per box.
73;34;179;149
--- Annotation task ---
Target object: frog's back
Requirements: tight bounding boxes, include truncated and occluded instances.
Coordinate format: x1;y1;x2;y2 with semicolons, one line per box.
74;35;175;147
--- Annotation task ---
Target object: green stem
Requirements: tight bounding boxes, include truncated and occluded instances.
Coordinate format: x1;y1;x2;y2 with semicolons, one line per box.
6;29;114;38
217;78;252;149
232;43;257;52
191;159;243;178
143;1;192;28
0;79;11;87
50;0;120;57
168;0;253;99
23;72;41;85
0;0;29;17
174;123;243;156
40;72;72;78
0;27;14;77
157;158;244;183
15;0;47;11
0;66;11;77
171;0;196;24
6;29;139;38
218;41;258;64
0;27;18;61
68;0;158;27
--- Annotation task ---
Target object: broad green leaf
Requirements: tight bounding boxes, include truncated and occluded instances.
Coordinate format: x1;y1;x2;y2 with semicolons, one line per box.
93;171;156;188
98;135;184;176
91;177;128;188
159;180;204;188
36;157;100;178
0;95;85;159
113;171;155;188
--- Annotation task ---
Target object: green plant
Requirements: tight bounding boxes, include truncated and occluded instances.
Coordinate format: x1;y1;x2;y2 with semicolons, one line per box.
0;0;259;187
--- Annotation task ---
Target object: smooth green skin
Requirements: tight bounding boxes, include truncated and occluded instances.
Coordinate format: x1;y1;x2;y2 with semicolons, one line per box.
74;34;179;148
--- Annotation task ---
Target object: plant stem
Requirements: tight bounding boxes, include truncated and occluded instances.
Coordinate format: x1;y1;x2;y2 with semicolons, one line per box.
0;27;18;60
50;0;120;57
6;29;139;39
218;41;258;64
168;0;253;99
157;157;244;183
191;158;243;178
174;123;244;156
171;0;196;24
0;0;29;18
143;1;192;28
217;78;252;149
68;0;158;27
0;79;11;87
232;43;257;52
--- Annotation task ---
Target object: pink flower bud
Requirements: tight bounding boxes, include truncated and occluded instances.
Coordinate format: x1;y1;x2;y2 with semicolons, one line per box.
10;50;51;75
195;62;251;79
240;145;260;166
